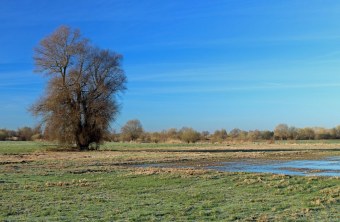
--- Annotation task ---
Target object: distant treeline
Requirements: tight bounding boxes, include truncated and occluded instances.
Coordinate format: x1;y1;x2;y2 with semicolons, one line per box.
0;126;42;141
114;122;340;143
2;122;340;143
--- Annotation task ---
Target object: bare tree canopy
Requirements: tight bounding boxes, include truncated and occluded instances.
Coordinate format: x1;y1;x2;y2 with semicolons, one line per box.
120;119;144;141
31;26;127;150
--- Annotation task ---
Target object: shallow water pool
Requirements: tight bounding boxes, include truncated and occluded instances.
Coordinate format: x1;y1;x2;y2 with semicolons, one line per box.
139;156;340;176
208;156;340;176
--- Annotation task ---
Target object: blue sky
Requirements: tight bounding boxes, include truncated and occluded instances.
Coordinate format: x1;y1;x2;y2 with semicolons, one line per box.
2;0;340;132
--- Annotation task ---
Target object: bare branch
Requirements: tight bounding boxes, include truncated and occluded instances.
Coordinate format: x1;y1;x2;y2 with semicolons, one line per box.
31;26;127;150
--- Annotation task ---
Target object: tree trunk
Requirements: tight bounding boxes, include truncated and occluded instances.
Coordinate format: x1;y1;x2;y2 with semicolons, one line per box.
78;144;89;151
75;124;90;150
76;136;89;150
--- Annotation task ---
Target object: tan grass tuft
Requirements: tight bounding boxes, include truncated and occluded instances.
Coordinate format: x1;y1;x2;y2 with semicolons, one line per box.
129;167;209;177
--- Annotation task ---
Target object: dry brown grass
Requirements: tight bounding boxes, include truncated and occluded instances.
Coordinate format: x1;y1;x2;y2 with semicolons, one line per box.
128;167;210;177
1;142;339;168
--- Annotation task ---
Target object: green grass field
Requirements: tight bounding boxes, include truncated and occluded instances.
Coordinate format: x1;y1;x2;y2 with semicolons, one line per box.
0;141;339;221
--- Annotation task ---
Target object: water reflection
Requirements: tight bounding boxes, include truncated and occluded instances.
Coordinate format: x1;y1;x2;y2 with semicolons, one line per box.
138;156;340;176
208;156;340;176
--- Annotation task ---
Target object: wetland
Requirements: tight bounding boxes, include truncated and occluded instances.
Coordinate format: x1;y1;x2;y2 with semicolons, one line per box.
1;141;339;221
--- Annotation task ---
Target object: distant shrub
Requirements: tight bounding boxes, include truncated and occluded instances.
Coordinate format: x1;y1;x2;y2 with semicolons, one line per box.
0;130;7;141
180;127;200;143
120;119;144;142
31;134;42;141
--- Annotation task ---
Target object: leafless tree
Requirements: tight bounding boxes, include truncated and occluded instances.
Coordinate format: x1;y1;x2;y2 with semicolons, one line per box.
31;26;127;150
211;129;227;143
120;119;144;141
179;127;200;143
274;124;289;140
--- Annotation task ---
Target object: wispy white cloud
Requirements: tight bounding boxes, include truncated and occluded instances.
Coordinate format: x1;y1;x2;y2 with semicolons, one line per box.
127;82;340;95
121;33;340;53
0;70;44;93
128;66;240;82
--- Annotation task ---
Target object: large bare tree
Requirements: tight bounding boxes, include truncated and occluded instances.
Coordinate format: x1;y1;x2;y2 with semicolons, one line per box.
31;26;127;150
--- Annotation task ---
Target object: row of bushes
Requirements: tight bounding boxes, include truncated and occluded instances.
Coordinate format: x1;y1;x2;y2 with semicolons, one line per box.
112;121;340;143
0;127;42;141
3;122;340;143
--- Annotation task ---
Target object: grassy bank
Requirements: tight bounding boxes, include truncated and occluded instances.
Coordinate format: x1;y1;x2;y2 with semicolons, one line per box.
0;141;339;221
0;141;56;154
1;163;339;221
2;140;340;154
